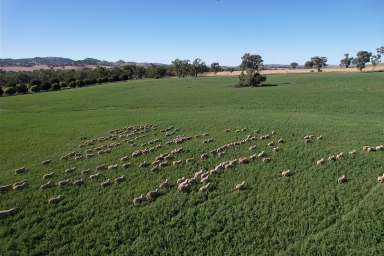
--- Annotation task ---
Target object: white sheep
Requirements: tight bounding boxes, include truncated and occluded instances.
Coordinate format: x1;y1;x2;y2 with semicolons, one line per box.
146;189;161;201
48;195;63;205
101;179;112;187
13;180;28;190
15;167;27;174
199;183;212;193
338;175;347;184
159;179;170;189
234;181;246;191
40;181;53;190
0;208;17;218
133;194;147;206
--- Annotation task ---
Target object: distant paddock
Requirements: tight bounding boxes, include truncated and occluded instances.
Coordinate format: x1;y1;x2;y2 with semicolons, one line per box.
202;64;384;77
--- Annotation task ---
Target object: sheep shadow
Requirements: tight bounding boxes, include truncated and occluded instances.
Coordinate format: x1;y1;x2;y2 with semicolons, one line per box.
234;82;290;88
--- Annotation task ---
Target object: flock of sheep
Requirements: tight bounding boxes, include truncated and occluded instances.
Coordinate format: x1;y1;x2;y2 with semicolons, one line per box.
1;124;383;218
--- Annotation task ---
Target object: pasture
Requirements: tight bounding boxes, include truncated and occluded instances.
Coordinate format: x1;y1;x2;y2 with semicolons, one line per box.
1;72;384;255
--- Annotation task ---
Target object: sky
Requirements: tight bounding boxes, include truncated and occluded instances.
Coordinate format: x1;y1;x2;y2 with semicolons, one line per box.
0;0;383;65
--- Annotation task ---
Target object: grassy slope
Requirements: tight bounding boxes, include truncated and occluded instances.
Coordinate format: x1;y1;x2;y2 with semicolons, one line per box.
0;73;384;255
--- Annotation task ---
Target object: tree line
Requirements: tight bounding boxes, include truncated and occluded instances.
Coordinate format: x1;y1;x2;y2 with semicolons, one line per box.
1;46;383;96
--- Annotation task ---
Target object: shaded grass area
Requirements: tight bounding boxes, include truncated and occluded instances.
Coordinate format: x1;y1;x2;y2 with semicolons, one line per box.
1;72;384;255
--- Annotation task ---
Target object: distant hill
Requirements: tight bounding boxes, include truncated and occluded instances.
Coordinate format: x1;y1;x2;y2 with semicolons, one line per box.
0;57;168;67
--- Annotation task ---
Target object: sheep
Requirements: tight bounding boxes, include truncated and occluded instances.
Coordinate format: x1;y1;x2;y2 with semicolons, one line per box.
114;175;125;184
42;172;54;180
262;157;271;163
234;181;246;191
159;161;170;168
65;167;76;174
177;177;186;185
194;170;204;180
81;169;91;175
348;150;357;156
185;158;195;164
73;178;84;186
57;179;70;187
271;130;277;135
48;195;63;205
146;189;161;201
40;180;54;190
257;151;267;158
122;162;131;169
272;147;280;152
199;183;212;193
177;180;192;192
0;184;12;193
173;160;182;166
217;151;225;157
337;175;347;184
159;179;170;189
281;170;293;177
86;153;95;159
267;141;275;147
200;153;209;160
13;180;28;191
238;157;250;164
376;145;384;151
108;164;118;170
101;179;112;187
0;208;17;218
200;175;210;183
249;154;258;160
278;138;285;144
96;164;107;171
139;161;149;168
89;173;100;179
328;155;336;161
224;129;231;132
317;135;323;140
133;194;147;206
316;158;325;166
377;174;384;183
336;152;344;160
249;145;257;151
15;167;27;174
41;159;52;165
120;156;130;162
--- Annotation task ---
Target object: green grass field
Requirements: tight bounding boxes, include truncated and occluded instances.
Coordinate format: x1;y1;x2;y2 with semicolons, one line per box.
1;72;384;255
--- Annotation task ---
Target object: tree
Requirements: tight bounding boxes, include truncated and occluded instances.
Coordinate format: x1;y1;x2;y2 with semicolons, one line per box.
309;56;327;72
192;58;207;77
304;61;314;69
352;51;372;71
340;54;353;68
371;55;380;70
16;84;28;94
210;62;221;74
238;53;266;87
377;46;384;57
290;62;299;69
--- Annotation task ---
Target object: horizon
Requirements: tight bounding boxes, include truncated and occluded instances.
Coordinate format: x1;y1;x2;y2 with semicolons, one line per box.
1;0;383;66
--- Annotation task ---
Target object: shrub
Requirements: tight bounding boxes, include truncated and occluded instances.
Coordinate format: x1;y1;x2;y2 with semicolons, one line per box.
51;83;61;91
4;87;16;96
30;80;42;86
30;85;41;93
238;71;266;87
0;87;3;96
5;81;17;88
119;74;128;81
41;82;52;91
69;81;77;88
59;81;67;88
75;80;84;87
16;84;28;94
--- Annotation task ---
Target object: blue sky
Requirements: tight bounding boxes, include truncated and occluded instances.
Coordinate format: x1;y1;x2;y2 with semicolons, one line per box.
1;0;383;65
